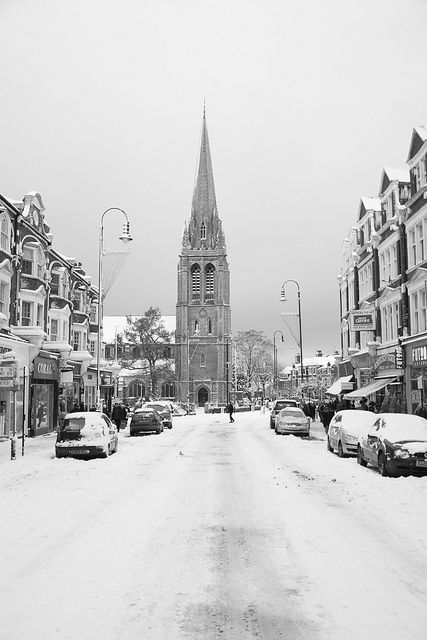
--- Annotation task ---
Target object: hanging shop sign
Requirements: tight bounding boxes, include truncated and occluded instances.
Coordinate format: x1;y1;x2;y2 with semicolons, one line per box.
350;310;376;332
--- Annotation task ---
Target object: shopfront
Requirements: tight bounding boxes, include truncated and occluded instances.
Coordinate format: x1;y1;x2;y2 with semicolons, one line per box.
404;336;427;414
345;348;404;411
0;358;21;439
30;353;59;436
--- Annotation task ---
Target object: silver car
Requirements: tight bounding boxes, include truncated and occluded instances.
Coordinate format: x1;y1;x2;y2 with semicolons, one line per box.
275;407;310;437
327;410;377;457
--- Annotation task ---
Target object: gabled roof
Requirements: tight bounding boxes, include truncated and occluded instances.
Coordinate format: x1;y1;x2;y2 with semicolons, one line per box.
407;126;427;162
379;167;410;195
358;197;381;221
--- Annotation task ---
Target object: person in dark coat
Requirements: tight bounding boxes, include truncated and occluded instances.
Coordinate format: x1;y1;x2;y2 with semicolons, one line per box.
414;402;427;418
359;397;369;411
112;403;123;430
226;402;235;423
321;402;334;434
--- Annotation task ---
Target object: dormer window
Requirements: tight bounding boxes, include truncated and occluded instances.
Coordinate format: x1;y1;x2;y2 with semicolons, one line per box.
201;222;206;240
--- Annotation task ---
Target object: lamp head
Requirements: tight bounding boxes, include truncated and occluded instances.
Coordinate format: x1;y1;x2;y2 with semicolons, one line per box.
280;290;287;303
119;222;133;244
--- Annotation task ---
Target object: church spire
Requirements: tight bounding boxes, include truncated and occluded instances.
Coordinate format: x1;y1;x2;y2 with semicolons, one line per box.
191;110;217;221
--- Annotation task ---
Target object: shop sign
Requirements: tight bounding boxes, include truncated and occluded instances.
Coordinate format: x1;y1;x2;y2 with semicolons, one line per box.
350;310;376;331
412;345;427;366
33;356;59;380
341;382;354;391
0;363;18;378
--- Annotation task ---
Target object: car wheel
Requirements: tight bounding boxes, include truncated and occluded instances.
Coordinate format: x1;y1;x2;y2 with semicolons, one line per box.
337;441;346;458
378;452;389;477
326;437;333;452
357;446;368;467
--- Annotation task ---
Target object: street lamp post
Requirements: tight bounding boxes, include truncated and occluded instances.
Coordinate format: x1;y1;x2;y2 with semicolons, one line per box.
273;330;284;399
280;280;304;388
96;208;132;411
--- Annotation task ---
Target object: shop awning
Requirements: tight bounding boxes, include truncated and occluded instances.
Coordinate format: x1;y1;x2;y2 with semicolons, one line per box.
343;378;397;399
325;376;354;396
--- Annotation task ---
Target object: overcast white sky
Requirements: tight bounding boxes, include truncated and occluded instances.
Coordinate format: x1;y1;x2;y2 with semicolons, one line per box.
1;0;427;364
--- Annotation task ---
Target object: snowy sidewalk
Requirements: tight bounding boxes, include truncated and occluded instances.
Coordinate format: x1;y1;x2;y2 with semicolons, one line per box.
0;432;57;465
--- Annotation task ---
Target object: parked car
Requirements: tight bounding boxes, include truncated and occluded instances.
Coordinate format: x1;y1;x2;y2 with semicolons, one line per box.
129;408;164;436
56;412;118;459
275;407;310;437
357;413;427;477
327;410;377;457
270;399;299;428
142;402;173;429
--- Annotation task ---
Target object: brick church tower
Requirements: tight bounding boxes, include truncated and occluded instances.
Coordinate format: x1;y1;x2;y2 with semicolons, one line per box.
176;112;231;407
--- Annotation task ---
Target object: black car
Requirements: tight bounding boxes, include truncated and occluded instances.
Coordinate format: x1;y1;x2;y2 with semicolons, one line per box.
357;413;427;477
129;409;163;436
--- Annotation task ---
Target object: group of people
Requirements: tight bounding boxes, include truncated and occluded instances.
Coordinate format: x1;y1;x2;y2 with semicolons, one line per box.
318;395;376;433
111;403;129;431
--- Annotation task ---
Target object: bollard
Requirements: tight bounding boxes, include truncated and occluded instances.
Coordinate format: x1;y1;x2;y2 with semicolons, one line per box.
10;436;16;461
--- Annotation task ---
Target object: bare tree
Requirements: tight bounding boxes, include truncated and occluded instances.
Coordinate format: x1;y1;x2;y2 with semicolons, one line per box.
125;307;173;396
234;330;273;398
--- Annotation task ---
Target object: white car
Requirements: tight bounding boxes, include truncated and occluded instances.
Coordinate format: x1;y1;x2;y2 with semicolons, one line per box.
327;410;377;457
56;412;118;459
275;407;310;437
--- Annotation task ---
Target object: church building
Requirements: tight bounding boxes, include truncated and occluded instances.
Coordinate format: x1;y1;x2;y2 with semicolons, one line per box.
176;113;232;407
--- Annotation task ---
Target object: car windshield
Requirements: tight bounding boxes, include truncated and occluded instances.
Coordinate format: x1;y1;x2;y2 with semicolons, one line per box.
145;404;165;412
380;414;427;442
60;416;105;439
275;401;296;410
280;408;305;418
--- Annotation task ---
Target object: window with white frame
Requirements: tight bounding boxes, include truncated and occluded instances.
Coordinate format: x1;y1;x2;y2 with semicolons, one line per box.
21;243;45;278
21;301;32;326
50;268;69;297
381;303;400;342
408;222;425;267
359;263;373;300
50;319;59;341
411;289;427;334
0;216;10;252
414;159;426;192
0;281;8;316
89;340;96;355
380;244;399;283
73;330;82;351
89;304;97;323
63;320;68;343
36;304;43;327
348;277;354;309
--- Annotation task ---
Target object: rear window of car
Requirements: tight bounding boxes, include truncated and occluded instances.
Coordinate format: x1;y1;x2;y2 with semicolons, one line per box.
280;408;305;418
60;417;105;439
274;401;297;410
132;411;154;421
145;404;164;412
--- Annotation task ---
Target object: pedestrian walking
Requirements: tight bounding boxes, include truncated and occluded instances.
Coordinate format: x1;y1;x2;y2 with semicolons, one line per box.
112;403;123;430
226;401;235;423
358;397;369;411
321;402;334;434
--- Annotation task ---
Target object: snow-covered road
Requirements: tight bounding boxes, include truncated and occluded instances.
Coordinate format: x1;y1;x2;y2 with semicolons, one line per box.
1;411;427;640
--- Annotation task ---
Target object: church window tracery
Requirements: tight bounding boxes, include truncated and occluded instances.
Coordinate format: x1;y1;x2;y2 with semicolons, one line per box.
205;264;215;301
201;222;206;240
208;318;212;334
191;264;201;300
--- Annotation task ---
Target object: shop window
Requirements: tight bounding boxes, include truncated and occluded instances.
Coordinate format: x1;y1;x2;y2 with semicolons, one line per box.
21;301;32;326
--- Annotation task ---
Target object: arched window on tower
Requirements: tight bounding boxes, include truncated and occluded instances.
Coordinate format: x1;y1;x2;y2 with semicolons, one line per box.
205;264;215;302
201;222;206;240
194;319;199;334
191;264;201;300
208;318;212;334
200;352;205;367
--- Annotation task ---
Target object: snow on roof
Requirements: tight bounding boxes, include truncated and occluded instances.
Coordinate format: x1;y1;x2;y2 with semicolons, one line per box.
103;315;176;344
383;166;410;183
280;354;335;375
360;197;381;212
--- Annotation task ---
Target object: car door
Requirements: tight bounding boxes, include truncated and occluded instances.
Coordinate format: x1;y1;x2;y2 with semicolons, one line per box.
329;414;341;449
364;417;382;463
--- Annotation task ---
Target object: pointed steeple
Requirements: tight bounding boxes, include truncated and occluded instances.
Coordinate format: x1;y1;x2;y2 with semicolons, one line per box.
191;111;217;221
